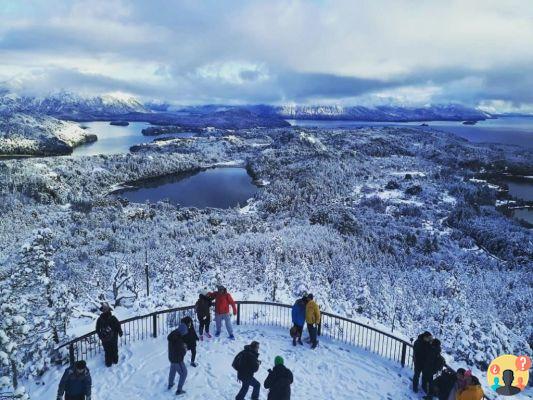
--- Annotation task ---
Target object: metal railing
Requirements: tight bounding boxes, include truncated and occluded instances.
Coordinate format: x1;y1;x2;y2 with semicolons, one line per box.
57;301;414;369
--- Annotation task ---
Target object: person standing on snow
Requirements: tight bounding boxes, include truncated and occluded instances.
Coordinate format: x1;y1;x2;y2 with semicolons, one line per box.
422;338;445;399
180;316;200;367
264;356;294;400
305;294;321;349
233;341;261;400
195;290;213;340
168;322;189;395
208;285;237;339
95;303;123;367
57;360;91;400
412;331;432;393
291;294;307;346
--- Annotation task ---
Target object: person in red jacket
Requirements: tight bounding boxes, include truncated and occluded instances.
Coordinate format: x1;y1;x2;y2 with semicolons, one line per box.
208;286;237;339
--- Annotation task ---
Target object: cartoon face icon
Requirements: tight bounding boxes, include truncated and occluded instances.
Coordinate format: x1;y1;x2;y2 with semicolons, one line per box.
487;355;530;397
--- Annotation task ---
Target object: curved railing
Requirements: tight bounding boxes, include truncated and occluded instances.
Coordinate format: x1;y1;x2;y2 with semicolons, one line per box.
57;301;414;369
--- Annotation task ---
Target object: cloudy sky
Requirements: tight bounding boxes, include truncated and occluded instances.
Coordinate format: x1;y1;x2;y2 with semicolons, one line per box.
1;0;532;111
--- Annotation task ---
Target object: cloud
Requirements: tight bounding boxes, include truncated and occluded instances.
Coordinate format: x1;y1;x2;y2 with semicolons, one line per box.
0;0;532;110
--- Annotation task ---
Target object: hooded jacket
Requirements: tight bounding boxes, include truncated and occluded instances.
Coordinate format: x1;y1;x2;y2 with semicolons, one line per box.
235;345;260;380
57;366;92;397
167;326;187;363
305;300;321;325
413;334;431;367
264;364;294;400
457;385;484;400
96;311;123;343
208;289;237;315
291;299;306;326
195;294;213;319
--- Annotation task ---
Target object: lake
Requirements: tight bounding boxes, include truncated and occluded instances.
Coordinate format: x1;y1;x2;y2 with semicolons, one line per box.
288;116;533;148
289;117;533;225
112;167;259;209
72;121;196;156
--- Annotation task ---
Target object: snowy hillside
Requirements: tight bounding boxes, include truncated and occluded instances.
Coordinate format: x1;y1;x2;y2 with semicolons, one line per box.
0;90;147;119
0;113;96;156
278;104;491;121
26;325;417;400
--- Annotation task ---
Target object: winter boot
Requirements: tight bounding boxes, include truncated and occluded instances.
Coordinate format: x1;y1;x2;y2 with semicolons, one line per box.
228;334;235;340
176;389;186;396
168;383;174;390
292;338;297;346
200;334;204;341
190;361;198;367
298;338;303;345
215;331;221;337
311;341;319;349
205;332;212;339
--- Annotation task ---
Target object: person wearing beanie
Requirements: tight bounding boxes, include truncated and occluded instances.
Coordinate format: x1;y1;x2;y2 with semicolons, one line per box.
167;323;189;395
195;289;213;340
95;302;123;367
264;355;294;400
57;360;92;400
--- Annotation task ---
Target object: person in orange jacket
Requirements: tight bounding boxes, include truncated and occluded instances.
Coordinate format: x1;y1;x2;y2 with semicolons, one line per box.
457;376;484;400
208;286;237;339
305;294;321;349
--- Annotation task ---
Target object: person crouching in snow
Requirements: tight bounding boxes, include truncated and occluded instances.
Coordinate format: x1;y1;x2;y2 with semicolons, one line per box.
95;302;123;367
57;360;91;400
195;290;213;340
208;285;237;339
168;322;188;395
264;356;294;400
180;316;199;367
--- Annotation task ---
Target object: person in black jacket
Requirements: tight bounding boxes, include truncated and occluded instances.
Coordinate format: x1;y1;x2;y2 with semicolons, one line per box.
180;316;200;367
195;290;213;339
422;338;445;399
95;303;123;367
168;323;188;395
412;331;432;393
234;341;261;400
264;356;293;400
57;360;91;400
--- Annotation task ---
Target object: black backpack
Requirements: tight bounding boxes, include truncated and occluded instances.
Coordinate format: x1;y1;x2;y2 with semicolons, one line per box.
232;351;243;371
99;320;114;342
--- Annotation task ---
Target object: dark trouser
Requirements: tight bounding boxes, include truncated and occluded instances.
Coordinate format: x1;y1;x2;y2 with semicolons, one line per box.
103;339;119;367
422;369;433;396
307;323;318;346
198;315;210;335
236;376;260;400
190;345;197;363
413;364;422;390
65;395;85;400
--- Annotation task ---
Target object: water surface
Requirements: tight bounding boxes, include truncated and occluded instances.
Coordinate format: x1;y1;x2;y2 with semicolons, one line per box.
113;167;258;209
73;121;195;156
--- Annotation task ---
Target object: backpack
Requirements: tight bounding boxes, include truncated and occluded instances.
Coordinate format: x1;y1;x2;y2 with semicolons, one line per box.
232;351;243;371
100;320;114;342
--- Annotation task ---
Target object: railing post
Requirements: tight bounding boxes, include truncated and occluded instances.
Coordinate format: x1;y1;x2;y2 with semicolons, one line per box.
236;303;241;325
318;321;322;336
152;313;158;338
400;342;407;367
69;343;75;366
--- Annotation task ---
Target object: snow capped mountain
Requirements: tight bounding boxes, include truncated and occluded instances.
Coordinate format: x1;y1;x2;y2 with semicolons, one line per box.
0;90;147;120
277;104;492;121
0;112;96;156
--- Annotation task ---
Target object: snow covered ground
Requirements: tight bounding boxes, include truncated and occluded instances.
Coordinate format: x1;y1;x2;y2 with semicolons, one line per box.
27;325;416;400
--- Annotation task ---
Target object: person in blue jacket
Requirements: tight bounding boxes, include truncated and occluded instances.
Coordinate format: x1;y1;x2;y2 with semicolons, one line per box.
57;360;92;400
291;294;308;346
